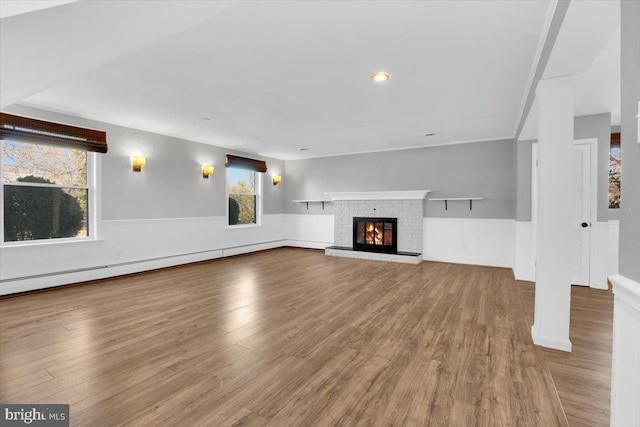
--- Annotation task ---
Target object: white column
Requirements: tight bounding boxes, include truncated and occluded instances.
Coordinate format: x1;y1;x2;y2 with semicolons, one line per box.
532;75;575;352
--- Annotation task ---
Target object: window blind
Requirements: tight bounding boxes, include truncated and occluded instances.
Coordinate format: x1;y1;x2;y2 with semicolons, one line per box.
0;112;108;153
225;154;267;173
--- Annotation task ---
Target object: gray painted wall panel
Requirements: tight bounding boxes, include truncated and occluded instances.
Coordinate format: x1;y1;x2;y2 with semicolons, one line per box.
516;140;533;221
619;0;640;283
285;139;516;219
4;105;286;220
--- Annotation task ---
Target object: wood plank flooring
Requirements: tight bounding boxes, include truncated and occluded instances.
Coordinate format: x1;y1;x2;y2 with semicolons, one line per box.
519;282;613;427
1;248;569;426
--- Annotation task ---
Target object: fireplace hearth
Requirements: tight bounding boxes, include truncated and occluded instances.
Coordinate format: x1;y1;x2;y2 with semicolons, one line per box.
353;217;397;254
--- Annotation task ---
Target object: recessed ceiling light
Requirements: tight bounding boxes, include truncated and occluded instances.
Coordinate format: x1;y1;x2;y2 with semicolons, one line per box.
371;72;390;82
423;132;437;137
200;117;212;123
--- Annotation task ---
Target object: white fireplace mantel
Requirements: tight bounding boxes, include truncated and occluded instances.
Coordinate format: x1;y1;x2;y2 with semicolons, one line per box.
325;190;431;201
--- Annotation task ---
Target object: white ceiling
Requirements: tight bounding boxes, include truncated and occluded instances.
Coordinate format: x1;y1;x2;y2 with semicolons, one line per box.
0;0;79;19
519;0;620;141
1;0;618;160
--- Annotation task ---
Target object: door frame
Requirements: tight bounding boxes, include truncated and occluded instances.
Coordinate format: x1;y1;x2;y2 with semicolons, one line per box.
573;138;598;287
531;138;599;287
531;142;538;282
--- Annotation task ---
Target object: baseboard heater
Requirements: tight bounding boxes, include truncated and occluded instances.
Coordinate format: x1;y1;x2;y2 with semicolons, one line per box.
1;239;286;283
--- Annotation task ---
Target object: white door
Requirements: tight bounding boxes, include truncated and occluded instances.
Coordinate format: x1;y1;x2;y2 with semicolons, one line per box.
571;143;591;286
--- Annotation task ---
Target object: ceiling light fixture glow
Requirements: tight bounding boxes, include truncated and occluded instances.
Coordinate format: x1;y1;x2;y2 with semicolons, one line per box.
371;72;390;82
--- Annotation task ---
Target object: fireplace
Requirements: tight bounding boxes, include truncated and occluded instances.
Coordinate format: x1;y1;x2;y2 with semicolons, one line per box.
353;217;397;254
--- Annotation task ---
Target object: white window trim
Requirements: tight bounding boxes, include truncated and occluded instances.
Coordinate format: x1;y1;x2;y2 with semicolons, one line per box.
0;140;100;246
226;167;262;228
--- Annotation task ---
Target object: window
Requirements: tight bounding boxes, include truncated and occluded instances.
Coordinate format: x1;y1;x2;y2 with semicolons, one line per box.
2;140;93;242
227;167;261;225
0;112;106;244
225;154;267;227
609;132;620;209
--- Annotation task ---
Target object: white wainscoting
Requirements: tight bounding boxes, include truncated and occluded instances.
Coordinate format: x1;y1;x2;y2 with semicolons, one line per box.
284;215;518;269
515;221;536;281
513;220;618;286
4;214;615;295
608;220;620;276
0;214;286;295
590;222;610;290
609;274;640;426
284;214;334;249
423;218;516;268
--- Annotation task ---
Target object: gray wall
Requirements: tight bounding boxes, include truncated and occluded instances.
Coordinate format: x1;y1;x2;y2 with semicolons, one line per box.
285;139;516;219
619;0;640;283
5;105;286;220
516;140;534;221
574;112;611;222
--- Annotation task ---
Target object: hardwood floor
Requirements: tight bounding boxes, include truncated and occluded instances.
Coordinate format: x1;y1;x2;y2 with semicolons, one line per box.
1;248;569;426
519;282;614;427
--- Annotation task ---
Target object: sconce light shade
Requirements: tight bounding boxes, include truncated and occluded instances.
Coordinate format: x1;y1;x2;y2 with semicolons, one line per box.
202;165;215;178
272;175;282;185
132;155;146;172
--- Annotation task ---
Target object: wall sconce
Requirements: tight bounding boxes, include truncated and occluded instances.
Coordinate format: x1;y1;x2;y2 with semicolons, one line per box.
202;165;215;178
272;175;282;186
132;155;146;172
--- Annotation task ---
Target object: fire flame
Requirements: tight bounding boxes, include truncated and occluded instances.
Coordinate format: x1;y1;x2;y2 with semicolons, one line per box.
365;223;383;245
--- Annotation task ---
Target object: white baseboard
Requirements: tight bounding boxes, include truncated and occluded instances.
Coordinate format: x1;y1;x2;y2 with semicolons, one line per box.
284;239;333;250
531;325;572;352
222;240;285;257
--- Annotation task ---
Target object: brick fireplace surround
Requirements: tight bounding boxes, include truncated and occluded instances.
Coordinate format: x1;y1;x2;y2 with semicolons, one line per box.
324;191;430;264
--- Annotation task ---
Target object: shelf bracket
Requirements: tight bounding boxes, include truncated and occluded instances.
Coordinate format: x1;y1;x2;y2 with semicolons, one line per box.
305;202;309;210
444;199;448;211
321;201;325;210
470;199;473;211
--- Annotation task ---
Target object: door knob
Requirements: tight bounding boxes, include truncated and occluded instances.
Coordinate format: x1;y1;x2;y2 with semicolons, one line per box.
581;222;589;228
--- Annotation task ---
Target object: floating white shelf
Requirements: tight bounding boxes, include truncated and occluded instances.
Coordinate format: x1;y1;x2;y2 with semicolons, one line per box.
430;197;483;211
325;190;431;201
292;199;332;210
